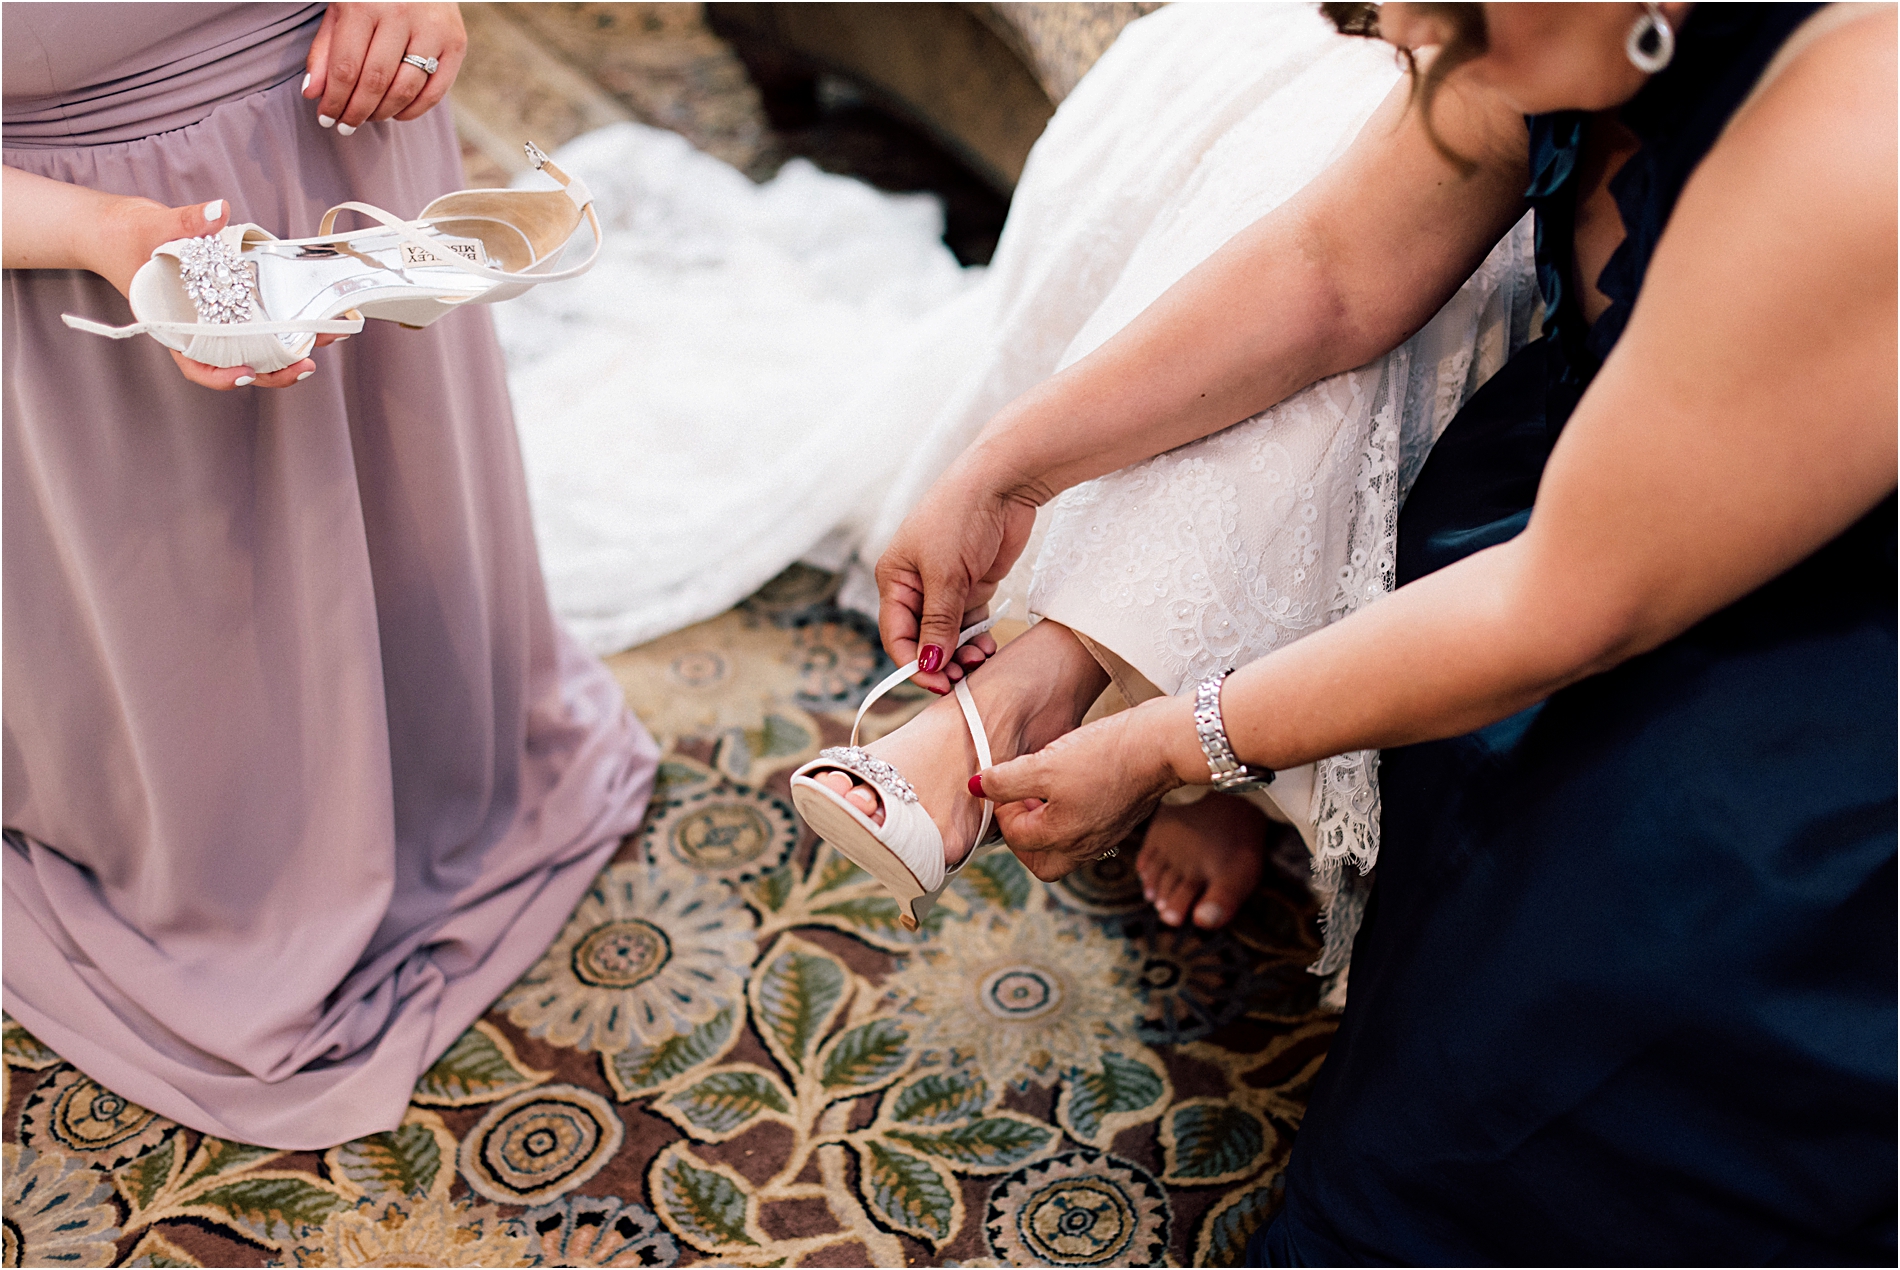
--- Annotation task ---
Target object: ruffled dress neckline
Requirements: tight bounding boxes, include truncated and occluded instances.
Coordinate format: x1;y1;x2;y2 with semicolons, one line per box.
1524;3;1822;424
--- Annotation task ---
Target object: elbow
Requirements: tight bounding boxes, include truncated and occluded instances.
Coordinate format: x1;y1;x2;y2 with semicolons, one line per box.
1497;543;1673;697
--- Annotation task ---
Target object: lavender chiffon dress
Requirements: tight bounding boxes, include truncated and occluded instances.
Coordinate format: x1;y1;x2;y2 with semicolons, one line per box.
2;4;659;1149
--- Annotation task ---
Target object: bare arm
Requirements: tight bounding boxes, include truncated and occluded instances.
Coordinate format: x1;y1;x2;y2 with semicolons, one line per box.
880;68;1531;687
982;15;1899;871
3;167;206;293
3;167;318;389
977;73;1531;503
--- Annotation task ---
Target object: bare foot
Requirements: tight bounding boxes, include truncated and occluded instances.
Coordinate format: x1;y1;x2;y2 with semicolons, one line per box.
1136;793;1268;928
812;620;1108;867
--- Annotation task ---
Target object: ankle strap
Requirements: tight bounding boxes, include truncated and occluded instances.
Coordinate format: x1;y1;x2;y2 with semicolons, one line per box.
314;198;602;287
62;313;364;340
848;603;1010;848
953;677;995;848
847;601;1010;747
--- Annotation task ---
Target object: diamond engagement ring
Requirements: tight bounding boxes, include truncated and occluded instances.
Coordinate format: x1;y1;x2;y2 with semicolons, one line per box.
1095;846;1118;860
401;53;439;75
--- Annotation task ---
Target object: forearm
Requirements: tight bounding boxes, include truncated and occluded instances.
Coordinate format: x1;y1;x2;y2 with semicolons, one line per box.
1140;536;1605;785
947;78;1530;511
963;208;1369;507
4;168;112;270
3;167;187;295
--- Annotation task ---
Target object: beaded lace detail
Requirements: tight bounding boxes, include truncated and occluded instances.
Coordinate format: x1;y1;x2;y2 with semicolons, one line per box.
1030;217;1539;969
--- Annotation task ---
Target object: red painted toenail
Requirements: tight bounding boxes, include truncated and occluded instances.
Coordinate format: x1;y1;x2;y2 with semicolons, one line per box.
918;644;944;673
968;773;985;798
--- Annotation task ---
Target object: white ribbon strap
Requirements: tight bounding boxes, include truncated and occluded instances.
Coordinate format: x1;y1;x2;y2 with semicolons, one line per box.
845;602;1010;848
848;601;1010;747
316;197;601;286
953;677;995;847
524;141;593;211
61;313;364;340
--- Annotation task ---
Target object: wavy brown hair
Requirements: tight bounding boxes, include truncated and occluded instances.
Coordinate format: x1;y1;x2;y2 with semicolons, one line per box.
1320;3;1489;170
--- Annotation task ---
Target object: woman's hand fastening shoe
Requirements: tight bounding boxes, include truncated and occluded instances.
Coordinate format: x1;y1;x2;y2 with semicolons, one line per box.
973;693;1208;881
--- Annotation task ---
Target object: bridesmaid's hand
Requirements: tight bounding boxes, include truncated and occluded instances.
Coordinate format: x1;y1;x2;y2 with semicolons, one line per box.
3;169;327;389
305;4;467;133
100;196;325;391
975;694;1208;880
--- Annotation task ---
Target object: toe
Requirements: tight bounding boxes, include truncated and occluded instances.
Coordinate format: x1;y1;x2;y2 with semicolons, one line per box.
845;784;883;823
812;771;885;826
1192;870;1254;930
1157;873;1203;927
1139;859;1163;904
1135;843;1163;900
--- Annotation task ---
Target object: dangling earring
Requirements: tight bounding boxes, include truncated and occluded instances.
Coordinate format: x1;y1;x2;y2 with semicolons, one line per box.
1626;2;1675;73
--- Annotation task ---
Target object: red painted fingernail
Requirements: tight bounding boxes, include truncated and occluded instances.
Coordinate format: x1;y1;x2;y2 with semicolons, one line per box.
968;774;985;798
918;644;944;673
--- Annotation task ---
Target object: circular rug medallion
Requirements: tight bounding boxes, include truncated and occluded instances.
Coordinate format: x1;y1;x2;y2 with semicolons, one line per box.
459;1084;624;1205
572;918;672;989
667;650;730;690
786;610;885;708
19;1066;173;1169
1117;914;1259;1045
978;965;1065;1022
985;1149;1169;1267
1050;852;1145;917
638;785;798;883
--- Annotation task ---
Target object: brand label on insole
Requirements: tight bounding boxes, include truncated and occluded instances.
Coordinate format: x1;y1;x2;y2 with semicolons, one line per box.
401;240;484;268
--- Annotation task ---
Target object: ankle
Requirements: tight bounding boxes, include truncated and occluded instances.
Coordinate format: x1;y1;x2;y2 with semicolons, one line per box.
964;621;1108;747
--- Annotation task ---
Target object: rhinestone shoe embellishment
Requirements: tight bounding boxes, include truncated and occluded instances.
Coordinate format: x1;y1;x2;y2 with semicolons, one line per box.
175;236;255;325
816;746;918;804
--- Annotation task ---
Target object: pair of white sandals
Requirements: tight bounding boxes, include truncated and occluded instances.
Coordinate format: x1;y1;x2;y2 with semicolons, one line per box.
63;142;599;371
790;608;1010;931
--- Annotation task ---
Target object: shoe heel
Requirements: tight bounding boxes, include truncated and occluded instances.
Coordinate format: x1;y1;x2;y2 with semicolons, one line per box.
901;890;941;932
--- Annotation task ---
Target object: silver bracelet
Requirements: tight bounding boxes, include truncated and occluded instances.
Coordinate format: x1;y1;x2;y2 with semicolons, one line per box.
1192;670;1273;792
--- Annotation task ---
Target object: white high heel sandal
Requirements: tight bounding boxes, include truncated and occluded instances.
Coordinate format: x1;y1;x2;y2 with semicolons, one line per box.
789;606;1010;931
62;142;601;373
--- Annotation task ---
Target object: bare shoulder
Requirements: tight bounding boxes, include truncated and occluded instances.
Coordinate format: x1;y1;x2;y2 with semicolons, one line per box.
1657;6;1896;330
1712;6;1897;219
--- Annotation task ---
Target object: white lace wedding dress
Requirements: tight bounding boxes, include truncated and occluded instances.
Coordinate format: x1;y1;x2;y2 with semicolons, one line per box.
1027;190;1535;936
499;4;1537;944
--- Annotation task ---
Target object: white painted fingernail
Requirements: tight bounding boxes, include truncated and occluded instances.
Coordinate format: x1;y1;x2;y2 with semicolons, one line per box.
203;199;223;221
301;72;312;93
336;122;356;136
233;375;256;386
1198;905;1225;926
318;114;336;128
295;370;314;382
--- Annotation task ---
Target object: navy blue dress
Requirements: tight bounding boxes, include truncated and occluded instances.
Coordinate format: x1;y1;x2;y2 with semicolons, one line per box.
1253;7;1896;1264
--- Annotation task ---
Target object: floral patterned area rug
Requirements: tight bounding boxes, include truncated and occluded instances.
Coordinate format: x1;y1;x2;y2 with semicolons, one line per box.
2;567;1338;1268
